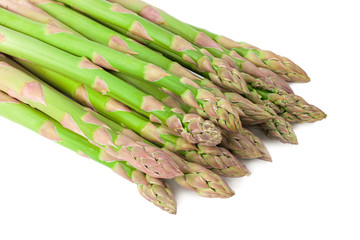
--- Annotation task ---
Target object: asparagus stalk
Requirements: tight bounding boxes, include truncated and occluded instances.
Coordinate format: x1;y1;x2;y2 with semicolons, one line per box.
50;0;249;95
18;58;249;178
2;0;233;126
5;54;235;198
19;0;197;80
0;53;183;179
0;25;221;146
108;0;296;94
0;0;84;37
0;8;240;134
191;26;311;83
0;90;177;214
108;0;261;79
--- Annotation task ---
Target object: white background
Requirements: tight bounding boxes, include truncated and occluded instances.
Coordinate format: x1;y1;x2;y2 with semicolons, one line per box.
1;0;359;239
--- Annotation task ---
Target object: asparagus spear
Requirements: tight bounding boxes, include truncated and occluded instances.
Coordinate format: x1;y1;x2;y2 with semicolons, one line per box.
2;0;234;125
0;25;221;146
0;53;183;179
50;0;249;94
108;0;296;94
107;0;261;76
258;105;298;144
17;0;197;80
0;90;177;214
0;0;84;37
18;58;250;178
191;26;310;83
242;72;326;123
115;71;295;145
0;8;240;134
114;72;242;132
188;76;296;144
88;113;236;197
87;111;236;197
90;112;235;198
5;53;236;198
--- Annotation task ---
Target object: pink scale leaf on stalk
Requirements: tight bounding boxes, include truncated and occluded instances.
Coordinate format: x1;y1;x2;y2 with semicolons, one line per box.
108;35;138;55
171;36;196;51
105;98;132;112
61;113;85;137
141;96;165;111
93;53;118;71
129;21;154;41
110;4;136;14
81;112;109;128
144;64;170;81
140;5;165;24
93;77;109;94
21;81;46;105
195;32;223;51
39;120;61;142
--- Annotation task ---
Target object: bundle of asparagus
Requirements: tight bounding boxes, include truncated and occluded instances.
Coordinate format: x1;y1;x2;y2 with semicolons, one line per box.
0;0;326;214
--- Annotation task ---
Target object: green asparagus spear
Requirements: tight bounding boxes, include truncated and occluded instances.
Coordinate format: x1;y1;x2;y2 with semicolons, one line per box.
0;25;221;146
0;90;177;214
0;53;183;178
18;58;249;178
192;26;310;83
0;8;240;134
108;0;264;77
108;0;297;95
49;0;249;94
0;0;84;37
244;74;326;124
15;0;197;80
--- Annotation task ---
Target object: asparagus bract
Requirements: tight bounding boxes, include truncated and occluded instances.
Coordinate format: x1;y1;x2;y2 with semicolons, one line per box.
0;90;177;214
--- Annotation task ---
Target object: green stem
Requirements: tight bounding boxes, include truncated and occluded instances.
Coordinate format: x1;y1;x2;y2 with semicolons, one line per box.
0;90;177;214
0;24;220;145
